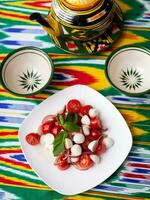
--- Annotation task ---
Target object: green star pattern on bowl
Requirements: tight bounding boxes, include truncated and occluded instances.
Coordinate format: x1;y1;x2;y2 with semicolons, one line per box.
19;70;42;91
120;68;143;90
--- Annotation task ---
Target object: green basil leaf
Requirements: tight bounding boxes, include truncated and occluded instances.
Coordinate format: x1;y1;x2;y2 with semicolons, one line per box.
53;131;67;156
65;112;73;122
73;114;78;124
65;112;78;124
56;114;65;125
63;122;80;132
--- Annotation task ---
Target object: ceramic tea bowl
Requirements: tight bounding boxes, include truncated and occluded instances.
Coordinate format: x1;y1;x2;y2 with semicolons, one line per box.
0;47;54;96
106;46;150;96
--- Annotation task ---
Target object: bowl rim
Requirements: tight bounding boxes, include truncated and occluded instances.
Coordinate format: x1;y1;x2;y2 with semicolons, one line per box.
105;45;150;96
0;46;54;96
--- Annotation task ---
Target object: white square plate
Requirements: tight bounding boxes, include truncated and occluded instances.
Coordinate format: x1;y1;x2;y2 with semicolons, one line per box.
19;85;132;195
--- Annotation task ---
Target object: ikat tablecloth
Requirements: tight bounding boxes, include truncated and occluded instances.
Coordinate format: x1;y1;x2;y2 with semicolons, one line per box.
0;0;150;199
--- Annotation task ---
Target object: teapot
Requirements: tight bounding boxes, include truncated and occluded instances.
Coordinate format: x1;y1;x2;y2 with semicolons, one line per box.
30;0;123;54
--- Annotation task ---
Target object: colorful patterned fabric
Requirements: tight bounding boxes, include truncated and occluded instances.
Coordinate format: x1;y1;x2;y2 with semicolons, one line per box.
0;0;150;199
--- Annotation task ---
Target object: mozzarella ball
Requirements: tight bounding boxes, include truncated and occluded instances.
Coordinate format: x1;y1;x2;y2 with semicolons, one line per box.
82;125;90;136
65;138;73;149
73;133;85;144
40;135;46;145
70;157;79;163
90;155;101;164
88;140;98;152
89;108;98;118
81;115;90;125
40;134;54;146
71;144;82;156
44;133;54;145
103;137;114;149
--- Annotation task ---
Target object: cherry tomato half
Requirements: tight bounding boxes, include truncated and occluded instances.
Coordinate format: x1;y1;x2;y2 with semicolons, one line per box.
89;129;102;140
80;105;93;115
55;154;70;170
42;115;56;124
90;117;102;129
26;133;40;145
95;142;106;155
41;121;54;134
51;125;61;136
75;154;94;170
67;99;81;113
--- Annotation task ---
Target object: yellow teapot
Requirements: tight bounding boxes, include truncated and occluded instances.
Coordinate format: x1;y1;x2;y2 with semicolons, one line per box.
30;0;123;54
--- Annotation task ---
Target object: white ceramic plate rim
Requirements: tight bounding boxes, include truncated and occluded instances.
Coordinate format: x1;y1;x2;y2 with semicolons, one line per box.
18;85;133;195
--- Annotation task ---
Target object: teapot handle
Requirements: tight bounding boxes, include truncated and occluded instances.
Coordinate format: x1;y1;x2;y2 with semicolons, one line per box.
30;13;58;37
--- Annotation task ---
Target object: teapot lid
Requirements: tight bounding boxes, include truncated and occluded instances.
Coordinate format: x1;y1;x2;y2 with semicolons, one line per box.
62;0;99;10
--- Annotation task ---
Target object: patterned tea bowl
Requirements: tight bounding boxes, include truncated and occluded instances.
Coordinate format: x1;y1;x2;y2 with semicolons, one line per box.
0;47;54;96
105;46;150;96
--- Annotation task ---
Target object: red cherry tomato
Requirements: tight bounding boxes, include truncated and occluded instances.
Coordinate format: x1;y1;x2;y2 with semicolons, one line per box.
42;115;56;124
51;125;61;136
75;154;94;170
80;105;93;115
26;133;40;145
90;117;102;129
89;129;102;140
55;154;70;170
41;121;54;134
67;99;81;113
95;142;106;155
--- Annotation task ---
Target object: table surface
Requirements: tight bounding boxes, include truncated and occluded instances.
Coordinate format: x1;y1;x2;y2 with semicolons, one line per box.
0;0;150;200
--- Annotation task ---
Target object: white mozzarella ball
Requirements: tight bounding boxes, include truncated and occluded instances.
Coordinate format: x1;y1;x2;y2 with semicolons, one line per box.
40;135;46;145
40;134;54;146
73;133;85;144
81;115;90;125
65;138;73;149
89;108;98;118
82;125;90;136
90;155;101;164
44;133;54;145
88;140;98;152
103;137;114;149
71;144;82;156
70;157;79;163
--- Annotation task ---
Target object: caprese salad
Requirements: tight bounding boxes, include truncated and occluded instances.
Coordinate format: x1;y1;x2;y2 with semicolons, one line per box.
26;99;114;170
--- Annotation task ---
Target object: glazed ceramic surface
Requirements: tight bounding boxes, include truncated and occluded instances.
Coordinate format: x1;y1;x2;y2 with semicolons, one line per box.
51;3;123;55
30;0;123;54
19;85;132;195
106;46;150;95
1;47;53;95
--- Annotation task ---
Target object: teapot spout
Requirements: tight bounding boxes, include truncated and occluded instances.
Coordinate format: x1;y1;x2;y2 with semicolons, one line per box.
30;12;59;37
30;13;50;28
